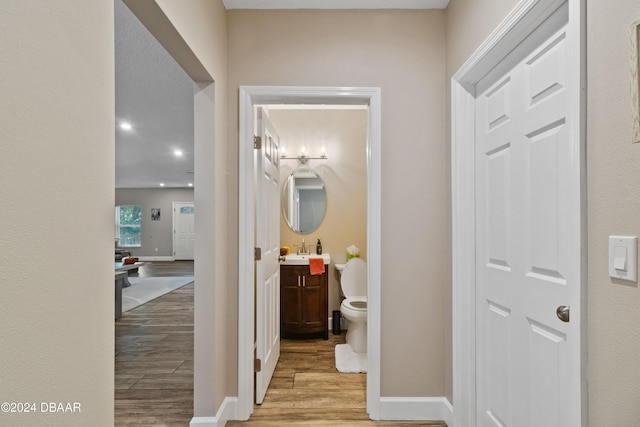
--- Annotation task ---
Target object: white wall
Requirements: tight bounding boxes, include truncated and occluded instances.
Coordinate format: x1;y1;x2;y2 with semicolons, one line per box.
0;1;115;425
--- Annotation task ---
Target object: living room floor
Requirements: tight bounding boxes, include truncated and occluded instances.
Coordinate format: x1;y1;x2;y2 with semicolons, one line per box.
115;261;194;426
128;260;195;278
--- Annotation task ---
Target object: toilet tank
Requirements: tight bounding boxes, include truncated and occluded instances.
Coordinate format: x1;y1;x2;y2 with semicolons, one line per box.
340;258;367;297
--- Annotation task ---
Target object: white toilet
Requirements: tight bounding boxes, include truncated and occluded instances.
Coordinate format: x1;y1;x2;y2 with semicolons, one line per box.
340;258;367;353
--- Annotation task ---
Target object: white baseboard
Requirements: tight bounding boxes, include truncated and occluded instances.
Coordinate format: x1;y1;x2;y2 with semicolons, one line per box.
190;396;453;426
136;256;175;262
379;396;453;425
190;397;237;427
443;398;454;426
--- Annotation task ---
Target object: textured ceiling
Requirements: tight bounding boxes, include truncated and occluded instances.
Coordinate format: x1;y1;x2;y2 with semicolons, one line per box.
115;0;194;189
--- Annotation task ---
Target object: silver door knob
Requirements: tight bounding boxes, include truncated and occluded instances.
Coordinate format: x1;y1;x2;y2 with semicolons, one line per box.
556;305;570;322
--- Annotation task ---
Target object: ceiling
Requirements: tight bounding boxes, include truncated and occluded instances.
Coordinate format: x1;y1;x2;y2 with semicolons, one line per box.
114;0;449;189
115;0;194;189
222;0;449;8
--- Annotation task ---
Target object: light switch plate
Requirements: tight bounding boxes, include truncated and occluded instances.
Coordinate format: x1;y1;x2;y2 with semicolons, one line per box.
609;236;637;282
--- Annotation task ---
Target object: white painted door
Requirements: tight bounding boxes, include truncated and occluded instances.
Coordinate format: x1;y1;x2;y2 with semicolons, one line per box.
255;108;281;404
475;22;582;426
173;202;195;260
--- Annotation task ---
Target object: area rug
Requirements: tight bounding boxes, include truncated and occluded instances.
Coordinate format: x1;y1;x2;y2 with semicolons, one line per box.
335;343;367;373
122;276;194;312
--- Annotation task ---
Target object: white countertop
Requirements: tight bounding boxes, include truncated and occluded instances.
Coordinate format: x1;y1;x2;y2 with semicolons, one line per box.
280;253;330;265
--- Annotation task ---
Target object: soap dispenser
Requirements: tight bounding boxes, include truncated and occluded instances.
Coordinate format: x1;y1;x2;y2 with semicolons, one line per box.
316;239;322;255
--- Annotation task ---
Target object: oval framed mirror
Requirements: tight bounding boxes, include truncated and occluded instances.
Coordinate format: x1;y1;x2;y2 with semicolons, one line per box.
281;170;327;234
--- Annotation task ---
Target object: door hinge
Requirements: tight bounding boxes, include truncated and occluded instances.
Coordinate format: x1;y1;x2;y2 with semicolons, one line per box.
254;136;262;149
255;247;262;261
254;358;262;372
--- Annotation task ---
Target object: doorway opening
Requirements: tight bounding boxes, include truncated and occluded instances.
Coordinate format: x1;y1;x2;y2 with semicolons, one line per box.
238;86;382;420
114;0;214;424
255;104;369;408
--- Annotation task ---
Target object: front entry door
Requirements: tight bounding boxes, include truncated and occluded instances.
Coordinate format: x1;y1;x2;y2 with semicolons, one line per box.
475;16;583;426
173;202;195;260
255;107;281;404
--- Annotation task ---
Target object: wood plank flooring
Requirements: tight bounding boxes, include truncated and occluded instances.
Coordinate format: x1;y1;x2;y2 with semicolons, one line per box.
116;261;447;426
115;261;194;426
128;260;196;277
228;335;447;427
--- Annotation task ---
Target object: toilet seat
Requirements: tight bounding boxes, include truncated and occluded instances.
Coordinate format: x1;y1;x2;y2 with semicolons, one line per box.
341;298;367;324
343;298;367;311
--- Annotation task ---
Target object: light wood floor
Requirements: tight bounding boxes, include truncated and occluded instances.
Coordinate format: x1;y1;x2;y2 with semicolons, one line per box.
116;261;447;426
228;335;447;427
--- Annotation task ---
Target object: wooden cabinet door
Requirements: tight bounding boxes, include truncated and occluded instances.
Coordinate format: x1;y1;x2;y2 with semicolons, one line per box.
281;266;303;331
302;272;325;330
280;265;328;339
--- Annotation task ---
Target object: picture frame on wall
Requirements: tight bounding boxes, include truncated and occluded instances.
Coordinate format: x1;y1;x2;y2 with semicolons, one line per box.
151;208;161;221
632;19;640;143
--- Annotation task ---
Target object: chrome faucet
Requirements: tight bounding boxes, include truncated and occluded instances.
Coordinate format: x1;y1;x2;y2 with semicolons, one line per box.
298;239;309;255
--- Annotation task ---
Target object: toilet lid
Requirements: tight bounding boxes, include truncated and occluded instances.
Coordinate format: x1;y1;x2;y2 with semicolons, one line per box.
341;258;367;297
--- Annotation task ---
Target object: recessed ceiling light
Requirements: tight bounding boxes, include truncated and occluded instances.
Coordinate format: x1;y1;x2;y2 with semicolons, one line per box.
120;122;132;131
159;183;165;187
188;183;193;187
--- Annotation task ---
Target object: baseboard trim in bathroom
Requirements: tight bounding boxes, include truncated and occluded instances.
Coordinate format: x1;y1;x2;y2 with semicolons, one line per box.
335;343;367;373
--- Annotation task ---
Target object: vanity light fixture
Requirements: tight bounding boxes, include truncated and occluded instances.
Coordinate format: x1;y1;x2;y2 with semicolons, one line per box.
280;145;328;165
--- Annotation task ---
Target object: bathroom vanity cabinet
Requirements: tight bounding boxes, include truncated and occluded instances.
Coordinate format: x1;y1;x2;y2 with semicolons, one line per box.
280;265;328;340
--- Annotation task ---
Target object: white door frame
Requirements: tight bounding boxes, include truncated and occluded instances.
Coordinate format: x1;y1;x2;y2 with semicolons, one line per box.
238;86;382;420
451;0;586;426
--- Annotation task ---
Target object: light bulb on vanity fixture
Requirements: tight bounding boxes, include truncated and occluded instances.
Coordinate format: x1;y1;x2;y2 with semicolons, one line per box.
280;145;328;165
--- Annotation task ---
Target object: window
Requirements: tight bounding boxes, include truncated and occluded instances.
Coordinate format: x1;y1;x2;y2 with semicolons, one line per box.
180;206;195;214
115;205;141;247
